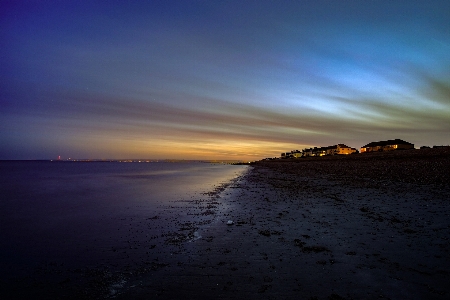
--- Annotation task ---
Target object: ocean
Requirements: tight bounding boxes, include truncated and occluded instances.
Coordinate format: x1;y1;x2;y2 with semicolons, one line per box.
0;160;248;298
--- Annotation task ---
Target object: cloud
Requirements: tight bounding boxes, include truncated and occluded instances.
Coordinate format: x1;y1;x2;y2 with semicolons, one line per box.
2;1;450;159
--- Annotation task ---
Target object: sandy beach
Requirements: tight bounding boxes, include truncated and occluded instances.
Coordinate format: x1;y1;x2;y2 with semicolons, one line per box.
113;147;449;299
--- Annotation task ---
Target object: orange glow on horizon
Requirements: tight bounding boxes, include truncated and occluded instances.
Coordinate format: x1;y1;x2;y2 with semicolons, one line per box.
68;134;308;160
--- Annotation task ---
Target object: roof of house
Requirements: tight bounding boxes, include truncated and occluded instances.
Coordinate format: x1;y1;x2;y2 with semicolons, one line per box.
362;139;413;148
337;144;352;148
303;144;356;151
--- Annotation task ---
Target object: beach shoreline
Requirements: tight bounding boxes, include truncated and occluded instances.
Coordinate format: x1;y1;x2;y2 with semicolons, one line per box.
118;148;450;299
0;162;248;300
3;149;448;299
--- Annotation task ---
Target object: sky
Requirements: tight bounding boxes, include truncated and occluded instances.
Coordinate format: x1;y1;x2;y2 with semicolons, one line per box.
1;0;449;160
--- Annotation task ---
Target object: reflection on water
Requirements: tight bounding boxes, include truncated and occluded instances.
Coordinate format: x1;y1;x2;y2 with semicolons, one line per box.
0;161;247;284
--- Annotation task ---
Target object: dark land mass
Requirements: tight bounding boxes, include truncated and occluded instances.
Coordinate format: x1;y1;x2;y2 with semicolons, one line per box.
116;148;450;300
3;148;449;299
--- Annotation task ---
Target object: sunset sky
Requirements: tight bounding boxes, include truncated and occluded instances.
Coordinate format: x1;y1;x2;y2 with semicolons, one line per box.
1;1;449;160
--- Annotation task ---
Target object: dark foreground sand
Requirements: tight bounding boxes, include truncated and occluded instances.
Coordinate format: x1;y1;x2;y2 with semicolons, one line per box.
117;148;450;300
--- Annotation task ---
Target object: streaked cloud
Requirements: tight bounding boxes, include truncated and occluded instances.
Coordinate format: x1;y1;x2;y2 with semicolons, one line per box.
1;1;449;159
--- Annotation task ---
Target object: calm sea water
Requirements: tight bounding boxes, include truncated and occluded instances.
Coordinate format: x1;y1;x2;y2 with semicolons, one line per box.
0;161;247;296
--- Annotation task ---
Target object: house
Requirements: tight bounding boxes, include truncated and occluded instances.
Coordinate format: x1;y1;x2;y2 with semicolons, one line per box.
314;146;328;156
313;147;320;156
281;150;303;158
335;144;358;155
302;148;313;157
301;144;357;156
325;144;357;155
291;150;302;158
360;139;414;153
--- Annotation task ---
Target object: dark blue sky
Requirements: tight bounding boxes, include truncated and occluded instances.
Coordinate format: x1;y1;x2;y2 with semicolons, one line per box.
1;0;449;159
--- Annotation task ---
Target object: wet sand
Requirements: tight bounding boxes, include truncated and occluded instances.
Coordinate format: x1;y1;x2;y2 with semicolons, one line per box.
117;148;450;299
